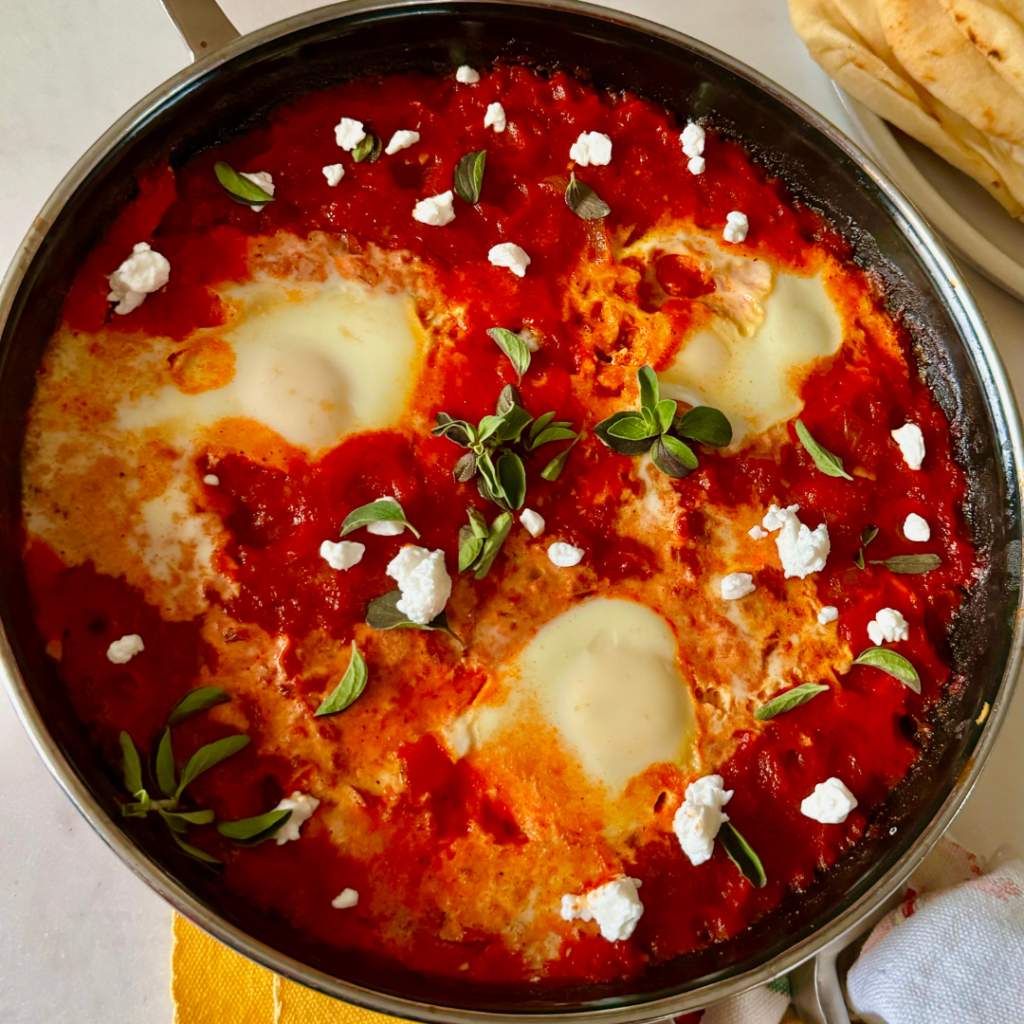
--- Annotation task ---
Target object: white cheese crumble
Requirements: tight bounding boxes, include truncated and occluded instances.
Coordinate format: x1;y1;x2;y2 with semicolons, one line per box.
569;131;613;167
483;102;507;132
385;129;420;154
106;634;145;665
761;504;830;579
334;117;366;151
673;775;733;866
455;65;480;83
800;777;858;824
331;888;360;910
867;607;909;646
723;210;749;243
366;496;405;536
107;242;170;315
680;122;706;175
519;326;541;352
520;508;546;537
721;572;756;600
322;163;345;186
203;474;220;486
903;512;931;542
413;190;456;227
320;539;365;571
548;542;584;567
748;525;769;540
273;792;320;844
891;423;925;470
687;156;706;175
240;170;274;211
560;877;644;942
488;242;531;277
386;545;453;624
818;605;839;625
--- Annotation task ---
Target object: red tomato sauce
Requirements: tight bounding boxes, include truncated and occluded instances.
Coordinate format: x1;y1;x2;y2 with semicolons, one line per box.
28;65;976;988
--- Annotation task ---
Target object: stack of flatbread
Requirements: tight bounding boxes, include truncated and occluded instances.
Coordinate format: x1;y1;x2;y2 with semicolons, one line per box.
789;0;1023;219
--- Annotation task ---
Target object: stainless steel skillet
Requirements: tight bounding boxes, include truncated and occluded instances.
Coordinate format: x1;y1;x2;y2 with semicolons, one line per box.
0;1;1021;1021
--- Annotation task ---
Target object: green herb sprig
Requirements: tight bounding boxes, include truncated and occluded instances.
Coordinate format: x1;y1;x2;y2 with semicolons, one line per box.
340;499;420;538
434;385;581;511
315;644;369;717
854;525;879;570
454;150;487;203
719;822;767;888
851;647;921;693
352;130;383;163
565;172;611;220
795;419;853;480
754;682;830;721
214;162;275;206
458;508;514;579
365;589;463;644
594;366;732;479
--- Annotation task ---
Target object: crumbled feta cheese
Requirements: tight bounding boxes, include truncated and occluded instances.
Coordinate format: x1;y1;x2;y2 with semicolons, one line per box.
240;170;274;211
891;423;925;470
673;775;733;866
687;156;706;175
331;888;359;909
723;210;749;243
818;605;839;625
273;791;320;844
455;65;480;84
520;508;545;537
483;102;506;133
385;129;420;155
800;777;858;824
320;539;365;571
322;163;345;186
867;607;909;646
748;525;769;540
106;242;170;315
569;131;613;167
519;326;541;352
334;117;366;151
903;512;931;542
366;496;405;536
721;572;756;600
488;242;531;277
548;542;584;567
761;504;830;579
560;877;644;942
203;474;220;486
413;191;456;227
386;545;452;624
106;634;145;664
681;122;706;159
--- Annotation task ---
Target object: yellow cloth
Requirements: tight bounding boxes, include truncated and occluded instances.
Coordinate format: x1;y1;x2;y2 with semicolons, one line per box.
172;914;409;1024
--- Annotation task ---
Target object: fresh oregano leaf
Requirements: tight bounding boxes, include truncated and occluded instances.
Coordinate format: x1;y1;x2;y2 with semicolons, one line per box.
851;647;921;693
530;425;578;448
854;548;866;570
154;727;177;799
170;829;222;865
176;735;250;800
433;414;475;447
121;795;153;818
453;451;478;482
564;172;611;219
119;731;144;798
217;809;293;846
315;644;369;717
476;451;504;507
651;435;698;479
496;452;527;510
795;420;853;481
352;130;383;163
869;554;942;574
167;686;231;727
365;590;462;644
529;411;556;442
754;682;830;721
594;412;657;456
474;512;513;579
487;327;531;382
861;525;880;547
214;161;276;205
675;406;733;448
495;384;523;415
718;822;767;888
458;509;488;572
541;431;583;481
607;413;657;442
454;149;487;204
637;365;660;420
655;399;677;435
159;808;215;834
492;404;534;445
340;499;421;539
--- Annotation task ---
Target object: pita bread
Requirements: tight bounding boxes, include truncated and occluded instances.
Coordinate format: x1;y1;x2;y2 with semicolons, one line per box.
937;0;1024;94
789;0;1024;216
877;0;1022;144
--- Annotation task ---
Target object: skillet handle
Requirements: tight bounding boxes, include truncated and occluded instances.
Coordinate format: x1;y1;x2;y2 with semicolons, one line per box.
789;949;852;1024
160;0;240;61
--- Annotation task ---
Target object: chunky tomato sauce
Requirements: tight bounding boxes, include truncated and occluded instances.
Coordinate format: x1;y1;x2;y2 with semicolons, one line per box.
24;65;976;989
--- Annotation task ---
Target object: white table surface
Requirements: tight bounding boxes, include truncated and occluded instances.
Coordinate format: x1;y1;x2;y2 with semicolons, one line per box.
1;2;1020;1021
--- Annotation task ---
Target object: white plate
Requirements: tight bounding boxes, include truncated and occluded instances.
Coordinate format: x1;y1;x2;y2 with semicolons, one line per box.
836;88;1024;301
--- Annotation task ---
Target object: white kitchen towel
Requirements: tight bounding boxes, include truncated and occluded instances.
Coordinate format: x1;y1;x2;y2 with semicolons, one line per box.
847;839;1024;1024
